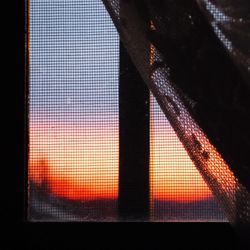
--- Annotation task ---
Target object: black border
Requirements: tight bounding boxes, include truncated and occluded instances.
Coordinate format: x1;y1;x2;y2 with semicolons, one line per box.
6;0;246;249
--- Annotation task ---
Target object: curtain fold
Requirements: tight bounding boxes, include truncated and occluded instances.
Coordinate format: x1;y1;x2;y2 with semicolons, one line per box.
102;0;250;226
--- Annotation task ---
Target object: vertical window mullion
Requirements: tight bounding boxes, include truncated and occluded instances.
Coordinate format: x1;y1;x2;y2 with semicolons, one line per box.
118;42;150;220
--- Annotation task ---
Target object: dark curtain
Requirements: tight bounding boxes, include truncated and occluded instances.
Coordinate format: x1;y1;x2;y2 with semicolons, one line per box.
102;0;250;227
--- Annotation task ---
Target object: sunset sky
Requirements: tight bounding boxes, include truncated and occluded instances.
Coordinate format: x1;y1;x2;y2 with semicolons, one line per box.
29;0;213;204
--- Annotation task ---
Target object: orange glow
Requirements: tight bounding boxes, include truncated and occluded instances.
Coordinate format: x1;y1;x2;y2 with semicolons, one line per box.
29;120;119;201
29;117;212;202
150;97;213;203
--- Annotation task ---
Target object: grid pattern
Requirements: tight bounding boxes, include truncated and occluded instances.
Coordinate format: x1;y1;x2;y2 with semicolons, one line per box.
150;95;226;221
28;0;119;221
28;0;236;222
102;0;250;225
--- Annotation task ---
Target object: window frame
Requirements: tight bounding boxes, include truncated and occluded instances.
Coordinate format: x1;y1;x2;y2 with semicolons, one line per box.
9;0;244;248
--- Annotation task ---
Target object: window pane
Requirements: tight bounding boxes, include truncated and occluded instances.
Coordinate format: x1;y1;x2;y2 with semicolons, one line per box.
28;0;119;221
27;0;227;222
150;95;227;221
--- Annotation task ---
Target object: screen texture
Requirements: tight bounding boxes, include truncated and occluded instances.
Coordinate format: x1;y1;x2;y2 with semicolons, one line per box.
28;0;226;222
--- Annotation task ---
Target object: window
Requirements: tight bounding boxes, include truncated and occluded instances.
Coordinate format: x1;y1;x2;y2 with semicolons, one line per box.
27;0;226;222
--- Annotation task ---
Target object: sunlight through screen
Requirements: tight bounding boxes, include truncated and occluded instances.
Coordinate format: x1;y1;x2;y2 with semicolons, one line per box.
150;95;226;221
28;0;226;221
28;0;119;221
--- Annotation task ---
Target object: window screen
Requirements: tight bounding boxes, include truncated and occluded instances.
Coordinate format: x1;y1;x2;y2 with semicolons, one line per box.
28;0;119;221
150;96;226;221
27;0;226;222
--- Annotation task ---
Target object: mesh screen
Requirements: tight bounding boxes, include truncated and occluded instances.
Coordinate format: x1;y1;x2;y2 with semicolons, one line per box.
150;95;226;221
102;0;250;225
28;0;119;221
27;0;249;223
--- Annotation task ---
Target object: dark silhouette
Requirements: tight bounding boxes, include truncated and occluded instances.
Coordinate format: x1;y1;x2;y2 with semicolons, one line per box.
38;158;50;194
134;0;250;191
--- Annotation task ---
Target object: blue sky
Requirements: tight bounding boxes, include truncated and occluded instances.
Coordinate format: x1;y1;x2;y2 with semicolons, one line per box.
30;0;119;123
